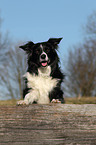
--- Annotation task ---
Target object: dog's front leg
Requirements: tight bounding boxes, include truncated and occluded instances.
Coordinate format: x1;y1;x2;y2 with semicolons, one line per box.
49;87;65;104
17;91;38;105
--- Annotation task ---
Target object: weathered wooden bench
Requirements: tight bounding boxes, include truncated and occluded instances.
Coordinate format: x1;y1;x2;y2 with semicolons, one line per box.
0;104;96;144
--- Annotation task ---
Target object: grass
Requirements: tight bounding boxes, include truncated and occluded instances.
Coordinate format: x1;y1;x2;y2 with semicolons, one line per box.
65;97;96;104
0;99;17;106
0;97;96;106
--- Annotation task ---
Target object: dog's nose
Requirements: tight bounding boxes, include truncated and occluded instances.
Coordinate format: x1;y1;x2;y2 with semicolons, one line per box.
41;54;46;59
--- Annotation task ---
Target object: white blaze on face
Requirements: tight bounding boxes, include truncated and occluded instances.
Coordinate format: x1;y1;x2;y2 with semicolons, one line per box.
40;44;43;50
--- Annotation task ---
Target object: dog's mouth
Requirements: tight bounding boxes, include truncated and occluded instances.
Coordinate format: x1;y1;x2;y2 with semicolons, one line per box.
41;61;48;67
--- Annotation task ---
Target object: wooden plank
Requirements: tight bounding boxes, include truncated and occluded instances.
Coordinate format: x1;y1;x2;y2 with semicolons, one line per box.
0;104;96;144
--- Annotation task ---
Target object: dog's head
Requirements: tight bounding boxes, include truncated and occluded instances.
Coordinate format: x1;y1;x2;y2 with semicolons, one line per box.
19;38;62;67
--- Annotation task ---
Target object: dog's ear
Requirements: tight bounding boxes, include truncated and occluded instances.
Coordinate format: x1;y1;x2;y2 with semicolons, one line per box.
48;38;63;45
19;41;34;52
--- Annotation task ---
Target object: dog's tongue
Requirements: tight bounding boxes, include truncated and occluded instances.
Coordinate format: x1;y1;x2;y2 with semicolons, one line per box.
41;62;47;67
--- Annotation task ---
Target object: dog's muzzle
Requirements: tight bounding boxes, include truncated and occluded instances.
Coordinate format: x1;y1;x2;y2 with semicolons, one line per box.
40;52;49;67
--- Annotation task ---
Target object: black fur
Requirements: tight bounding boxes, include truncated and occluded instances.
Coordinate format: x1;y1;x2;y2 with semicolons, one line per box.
20;38;65;103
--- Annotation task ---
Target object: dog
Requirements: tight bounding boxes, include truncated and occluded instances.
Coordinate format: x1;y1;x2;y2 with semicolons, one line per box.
17;38;65;105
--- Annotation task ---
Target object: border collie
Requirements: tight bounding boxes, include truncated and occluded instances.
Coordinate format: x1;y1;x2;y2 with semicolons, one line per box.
17;38;65;105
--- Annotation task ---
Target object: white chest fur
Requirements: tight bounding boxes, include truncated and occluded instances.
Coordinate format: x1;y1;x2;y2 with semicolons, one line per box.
24;66;58;104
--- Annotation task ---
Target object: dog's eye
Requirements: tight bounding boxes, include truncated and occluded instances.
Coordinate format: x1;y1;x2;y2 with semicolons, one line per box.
35;49;40;54
45;48;50;53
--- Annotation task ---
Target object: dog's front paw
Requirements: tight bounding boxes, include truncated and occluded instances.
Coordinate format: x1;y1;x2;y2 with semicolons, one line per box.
17;100;29;105
51;99;61;103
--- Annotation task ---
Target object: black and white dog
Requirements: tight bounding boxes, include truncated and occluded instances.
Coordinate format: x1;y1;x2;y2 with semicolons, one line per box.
17;38;65;105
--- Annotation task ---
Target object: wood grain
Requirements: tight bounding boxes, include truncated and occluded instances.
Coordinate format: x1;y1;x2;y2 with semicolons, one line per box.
0;104;96;144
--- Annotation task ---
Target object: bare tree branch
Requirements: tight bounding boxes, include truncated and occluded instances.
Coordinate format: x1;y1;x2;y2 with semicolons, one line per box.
0;13;26;100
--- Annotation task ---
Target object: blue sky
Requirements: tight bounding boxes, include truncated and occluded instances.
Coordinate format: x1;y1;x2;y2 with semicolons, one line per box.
0;0;96;63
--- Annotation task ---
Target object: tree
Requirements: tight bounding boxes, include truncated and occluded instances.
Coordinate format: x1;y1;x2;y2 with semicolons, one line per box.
0;44;26;100
66;40;96;97
0;14;11;62
0;13;26;100
65;11;96;97
84;11;96;37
